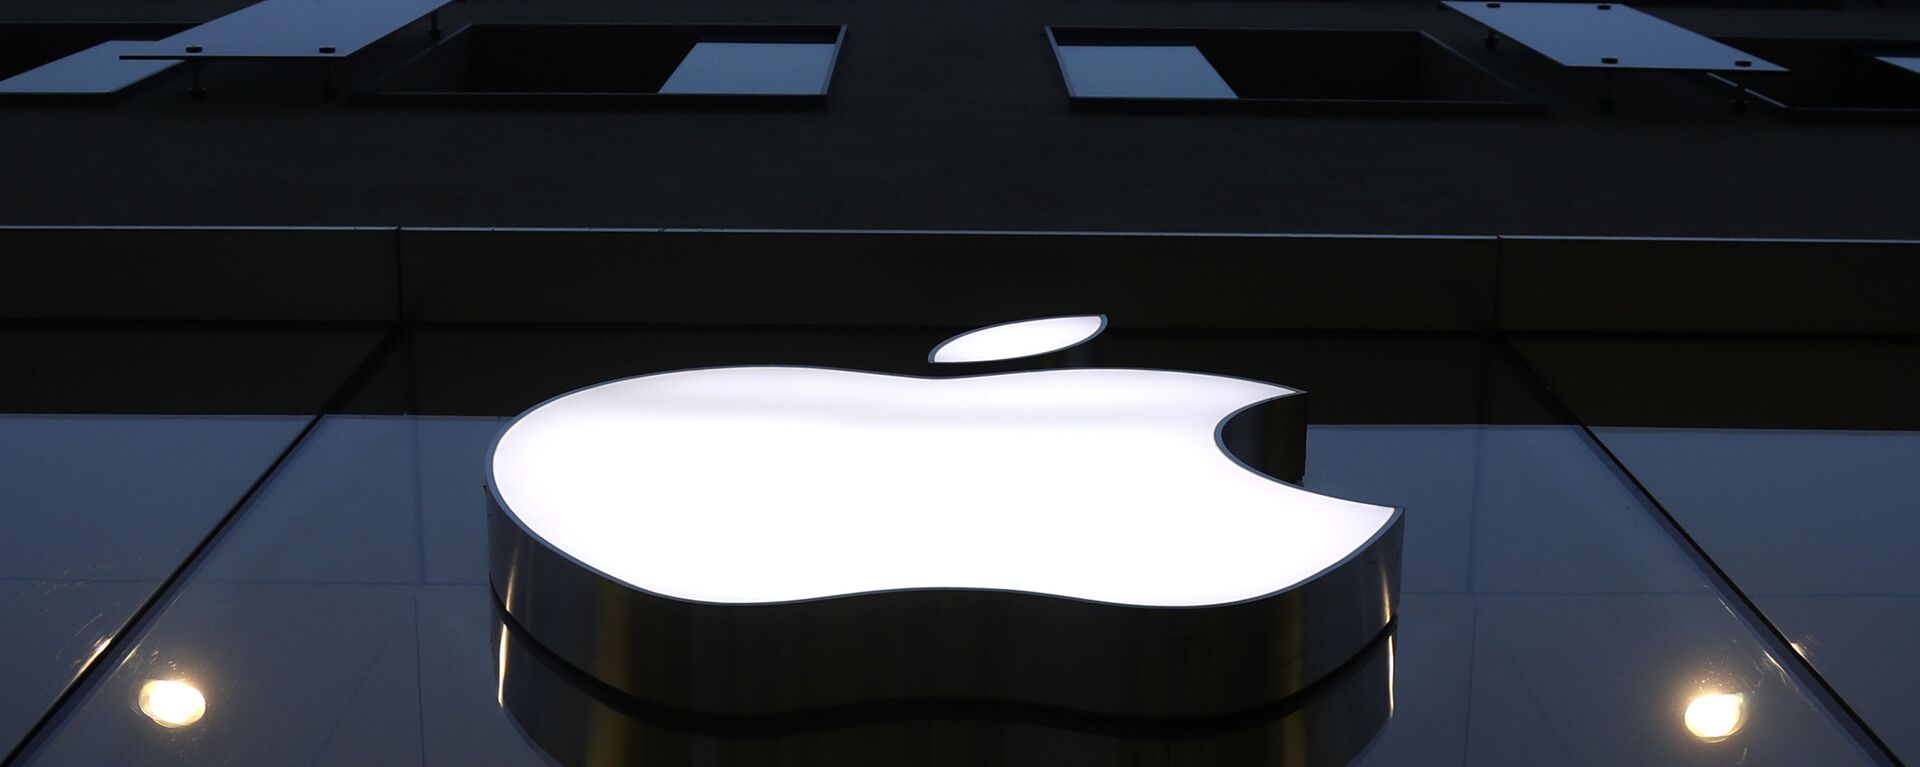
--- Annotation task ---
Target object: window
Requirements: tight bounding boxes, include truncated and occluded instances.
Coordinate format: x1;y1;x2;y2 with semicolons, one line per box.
1054;45;1237;99
1710;37;1920;120
361;24;844;106
660;42;838;96
1046;27;1542;116
0;23;190;101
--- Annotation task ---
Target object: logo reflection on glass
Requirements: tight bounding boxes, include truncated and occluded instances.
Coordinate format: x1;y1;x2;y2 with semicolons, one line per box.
486;315;1405;744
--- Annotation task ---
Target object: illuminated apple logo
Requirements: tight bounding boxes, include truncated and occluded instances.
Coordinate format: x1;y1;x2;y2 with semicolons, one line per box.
488;315;1403;720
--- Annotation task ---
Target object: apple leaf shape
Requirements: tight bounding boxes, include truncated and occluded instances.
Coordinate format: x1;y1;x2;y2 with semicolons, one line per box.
929;315;1107;363
491;366;1395;607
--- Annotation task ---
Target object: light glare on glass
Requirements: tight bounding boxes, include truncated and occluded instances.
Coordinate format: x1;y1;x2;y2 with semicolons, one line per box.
1684;692;1745;742
138;679;206;728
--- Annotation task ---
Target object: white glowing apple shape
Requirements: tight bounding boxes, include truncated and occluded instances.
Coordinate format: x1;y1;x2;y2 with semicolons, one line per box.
490;365;1395;608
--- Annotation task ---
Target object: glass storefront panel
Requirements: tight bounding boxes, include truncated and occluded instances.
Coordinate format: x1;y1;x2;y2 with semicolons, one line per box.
0;415;307;753
1;329;1897;766
12;417;1878;766
0;328;383;756
1593;427;1920;761
1516;334;1920;763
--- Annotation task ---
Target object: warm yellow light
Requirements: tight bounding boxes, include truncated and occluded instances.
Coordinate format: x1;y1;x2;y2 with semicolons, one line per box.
1386;635;1397;716
1684;692;1745;742
496;623;511;707
138;680;206;728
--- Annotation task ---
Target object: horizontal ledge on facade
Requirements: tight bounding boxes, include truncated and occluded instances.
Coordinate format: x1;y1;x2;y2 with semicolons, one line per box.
2;226;1916;335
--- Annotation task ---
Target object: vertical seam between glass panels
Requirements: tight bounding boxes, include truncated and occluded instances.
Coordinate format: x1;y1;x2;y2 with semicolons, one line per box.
1496;336;1906;767
0;329;406;767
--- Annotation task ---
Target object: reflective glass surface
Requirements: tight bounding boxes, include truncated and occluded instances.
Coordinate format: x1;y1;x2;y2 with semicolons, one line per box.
1055;45;1238;99
0;328;1898;766
1882;56;1920;77
117;0;449;59
1441;2;1785;72
1593;428;1920;761
12;418;1879;766
14;417;520;767
1311;426;1871;766
1513;334;1920;763
0;327;382;758
658;43;837;96
0;416;306;752
0;41;178;95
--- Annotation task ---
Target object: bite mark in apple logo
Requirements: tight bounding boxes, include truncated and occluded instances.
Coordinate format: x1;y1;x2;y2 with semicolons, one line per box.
488;315;1403;719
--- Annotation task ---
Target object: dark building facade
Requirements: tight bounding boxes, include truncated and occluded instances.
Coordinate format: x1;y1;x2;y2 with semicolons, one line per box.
2;0;1918;765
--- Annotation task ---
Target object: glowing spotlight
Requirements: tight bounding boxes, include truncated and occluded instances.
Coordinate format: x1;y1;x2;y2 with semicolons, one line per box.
138;680;206;729
1684;692;1745;742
